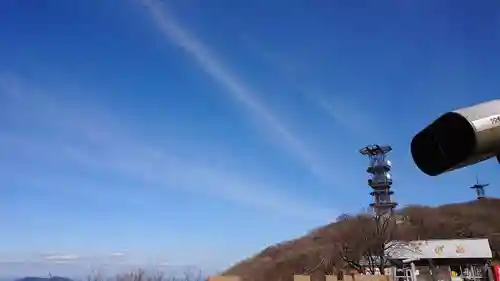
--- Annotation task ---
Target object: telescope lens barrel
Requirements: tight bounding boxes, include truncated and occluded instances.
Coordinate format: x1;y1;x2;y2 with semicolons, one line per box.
411;112;476;176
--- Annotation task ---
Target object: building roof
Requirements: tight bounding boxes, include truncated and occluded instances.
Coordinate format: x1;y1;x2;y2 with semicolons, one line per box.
385;238;492;260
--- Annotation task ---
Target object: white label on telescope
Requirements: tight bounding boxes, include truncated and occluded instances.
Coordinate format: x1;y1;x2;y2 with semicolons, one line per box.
472;115;500;131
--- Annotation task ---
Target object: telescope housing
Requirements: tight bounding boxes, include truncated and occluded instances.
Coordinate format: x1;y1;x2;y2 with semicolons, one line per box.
411;100;500;176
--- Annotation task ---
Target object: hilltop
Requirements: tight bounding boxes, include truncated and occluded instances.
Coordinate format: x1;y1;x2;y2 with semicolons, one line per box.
222;198;500;281
15;277;73;281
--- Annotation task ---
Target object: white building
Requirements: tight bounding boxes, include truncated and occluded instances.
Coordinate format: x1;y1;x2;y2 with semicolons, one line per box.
384;238;493;281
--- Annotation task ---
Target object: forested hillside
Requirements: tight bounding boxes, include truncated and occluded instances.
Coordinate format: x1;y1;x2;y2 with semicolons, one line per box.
223;198;500;281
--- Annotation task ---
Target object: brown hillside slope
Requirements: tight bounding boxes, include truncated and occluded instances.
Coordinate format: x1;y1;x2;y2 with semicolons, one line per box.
222;198;500;281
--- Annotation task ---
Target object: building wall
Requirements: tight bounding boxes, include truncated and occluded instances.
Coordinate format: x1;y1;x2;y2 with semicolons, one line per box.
391;259;491;281
413;265;451;281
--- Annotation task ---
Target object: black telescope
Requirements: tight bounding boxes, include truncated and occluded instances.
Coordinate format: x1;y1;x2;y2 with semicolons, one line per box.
411;100;500;176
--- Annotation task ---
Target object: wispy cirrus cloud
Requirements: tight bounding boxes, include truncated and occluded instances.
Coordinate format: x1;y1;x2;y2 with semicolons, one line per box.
109;252;128;258
43;254;81;264
240;36;378;137
140;0;335;184
0;74;336;222
0;251;199;277
0;253;83;265
314;95;377;136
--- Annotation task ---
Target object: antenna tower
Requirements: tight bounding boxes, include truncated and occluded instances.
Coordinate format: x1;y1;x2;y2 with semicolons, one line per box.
359;144;398;217
470;176;489;200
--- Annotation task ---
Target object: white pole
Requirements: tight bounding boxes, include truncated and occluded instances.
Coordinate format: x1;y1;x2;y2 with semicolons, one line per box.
410;262;417;281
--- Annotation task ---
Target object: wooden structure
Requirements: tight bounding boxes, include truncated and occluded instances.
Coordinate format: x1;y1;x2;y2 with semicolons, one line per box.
209;274;390;281
385;239;493;281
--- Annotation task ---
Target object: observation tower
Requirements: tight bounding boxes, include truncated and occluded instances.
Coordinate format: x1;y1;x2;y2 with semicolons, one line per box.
359;144;398;217
470;177;489;200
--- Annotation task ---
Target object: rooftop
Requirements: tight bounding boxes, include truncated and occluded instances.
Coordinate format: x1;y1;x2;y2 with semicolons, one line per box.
359;144;392;156
385;238;492;261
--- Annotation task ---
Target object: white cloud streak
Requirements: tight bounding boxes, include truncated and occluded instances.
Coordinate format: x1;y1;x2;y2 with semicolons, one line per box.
315;95;375;136
140;0;334;183
109;252;128;258
44;254;80;262
0;252;185;277
241;36;377;136
0;251;210;276
0;74;336;222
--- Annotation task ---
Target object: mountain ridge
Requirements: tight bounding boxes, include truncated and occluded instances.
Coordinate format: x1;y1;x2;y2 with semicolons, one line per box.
222;198;500;281
14;277;73;281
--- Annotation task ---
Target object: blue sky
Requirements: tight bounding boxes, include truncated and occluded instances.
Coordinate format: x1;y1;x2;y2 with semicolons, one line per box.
1;0;500;277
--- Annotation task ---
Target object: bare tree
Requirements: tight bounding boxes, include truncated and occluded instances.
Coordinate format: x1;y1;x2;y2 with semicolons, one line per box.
333;214;375;273
335;213;415;275
86;269;205;281
335;213;352;222
87;269;106;281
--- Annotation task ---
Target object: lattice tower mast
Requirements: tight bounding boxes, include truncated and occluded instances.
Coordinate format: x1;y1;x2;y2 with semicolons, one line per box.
359;144;398;217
